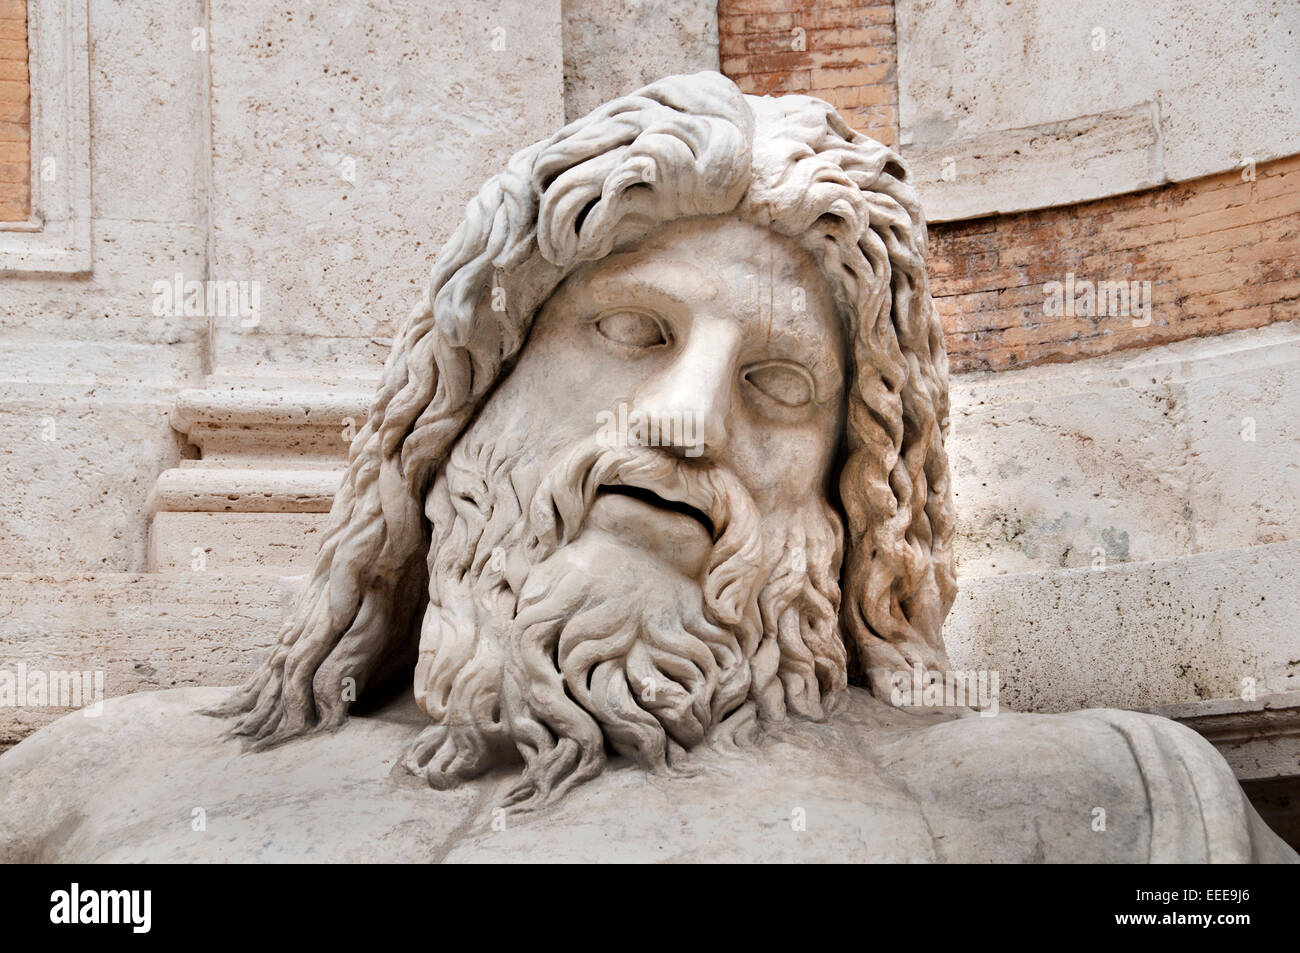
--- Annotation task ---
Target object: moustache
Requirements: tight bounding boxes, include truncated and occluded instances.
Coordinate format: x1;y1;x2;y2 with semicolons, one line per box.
523;436;766;627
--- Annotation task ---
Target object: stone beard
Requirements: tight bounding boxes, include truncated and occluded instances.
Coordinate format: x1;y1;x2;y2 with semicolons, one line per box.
209;71;958;807
407;411;846;807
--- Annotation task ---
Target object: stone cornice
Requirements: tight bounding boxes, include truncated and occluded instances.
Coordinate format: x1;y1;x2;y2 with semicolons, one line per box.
1146;692;1300;781
169;387;371;436
151;467;341;514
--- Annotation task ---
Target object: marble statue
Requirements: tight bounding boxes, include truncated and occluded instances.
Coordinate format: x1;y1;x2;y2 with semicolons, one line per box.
1;73;1293;862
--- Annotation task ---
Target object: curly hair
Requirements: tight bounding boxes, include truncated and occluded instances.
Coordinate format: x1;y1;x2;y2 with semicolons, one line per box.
209;71;957;747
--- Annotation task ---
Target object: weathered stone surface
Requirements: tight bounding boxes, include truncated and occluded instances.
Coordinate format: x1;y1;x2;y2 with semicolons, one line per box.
88;0;208;224
206;0;566;368
0;387;193;573
149;512;329;572
904;104;1165;222
950;321;1300;576
1185;354;1300;554
0;220;209;572
946;540;1300;713
0;572;289;747
563;0;719;122
1;686;1291;862
896;0;1300;220
152;466;341;514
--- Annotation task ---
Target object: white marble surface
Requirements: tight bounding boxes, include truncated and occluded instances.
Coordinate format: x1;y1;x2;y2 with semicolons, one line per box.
2;686;1292;862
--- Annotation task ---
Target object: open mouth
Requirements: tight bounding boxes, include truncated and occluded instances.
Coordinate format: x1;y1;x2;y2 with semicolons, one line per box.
596;484;716;540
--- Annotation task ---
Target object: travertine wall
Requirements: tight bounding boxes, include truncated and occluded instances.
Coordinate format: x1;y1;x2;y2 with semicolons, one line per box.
947;322;1300;709
1;0;208;574
895;0;1300;220
563;0;719;122
206;0;566;379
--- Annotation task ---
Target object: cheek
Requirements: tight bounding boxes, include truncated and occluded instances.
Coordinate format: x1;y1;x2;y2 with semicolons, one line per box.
505;318;640;425
726;405;843;507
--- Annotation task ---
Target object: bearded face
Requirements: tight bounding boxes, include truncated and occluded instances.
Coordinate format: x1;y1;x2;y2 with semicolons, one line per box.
402;215;852;806
214;77;954;810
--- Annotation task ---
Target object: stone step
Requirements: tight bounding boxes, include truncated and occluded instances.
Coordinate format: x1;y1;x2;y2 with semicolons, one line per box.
151;466;341;514
0;571;299;747
945;537;1300;713
149;511;330;572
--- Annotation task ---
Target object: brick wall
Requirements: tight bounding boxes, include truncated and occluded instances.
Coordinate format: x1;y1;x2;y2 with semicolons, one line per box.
934;156;1300;373
0;0;28;222
718;0;898;147
718;0;1300;374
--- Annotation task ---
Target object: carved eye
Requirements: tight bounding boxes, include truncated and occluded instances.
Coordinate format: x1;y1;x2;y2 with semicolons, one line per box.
595;310;667;349
744;361;815;407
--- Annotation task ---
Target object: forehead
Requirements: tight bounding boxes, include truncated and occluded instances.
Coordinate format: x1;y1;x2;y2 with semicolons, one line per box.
586;215;830;297
558;214;845;361
622;215;823;280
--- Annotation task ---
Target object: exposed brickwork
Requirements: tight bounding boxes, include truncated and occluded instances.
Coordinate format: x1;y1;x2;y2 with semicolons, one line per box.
718;0;898;147
720;0;1300;374
933;156;1300;373
0;0;28;222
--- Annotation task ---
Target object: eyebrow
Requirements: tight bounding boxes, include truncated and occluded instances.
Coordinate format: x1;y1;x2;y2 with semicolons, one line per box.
582;256;720;308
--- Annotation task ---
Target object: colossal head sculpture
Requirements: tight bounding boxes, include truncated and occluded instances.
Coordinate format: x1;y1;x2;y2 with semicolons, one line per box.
212;71;957;808
1;71;1292;864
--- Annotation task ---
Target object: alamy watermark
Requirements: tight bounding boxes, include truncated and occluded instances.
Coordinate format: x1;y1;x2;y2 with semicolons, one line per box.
0;663;105;716
889;664;1000;716
50;883;151;933
596;401;705;457
152;272;261;327
1043;273;1152;327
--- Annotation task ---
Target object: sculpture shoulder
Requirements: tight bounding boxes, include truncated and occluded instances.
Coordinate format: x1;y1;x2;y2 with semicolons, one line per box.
0;687;486;863
1;687;1292;862
877;705;1298;863
0;686;936;862
0;687;236;861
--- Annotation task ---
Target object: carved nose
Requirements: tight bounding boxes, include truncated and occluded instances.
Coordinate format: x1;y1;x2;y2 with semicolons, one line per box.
633;326;736;458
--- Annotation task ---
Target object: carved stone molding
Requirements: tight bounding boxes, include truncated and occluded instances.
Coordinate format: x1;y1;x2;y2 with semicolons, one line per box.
1148;692;1300;782
149;382;371;572
0;0;92;273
